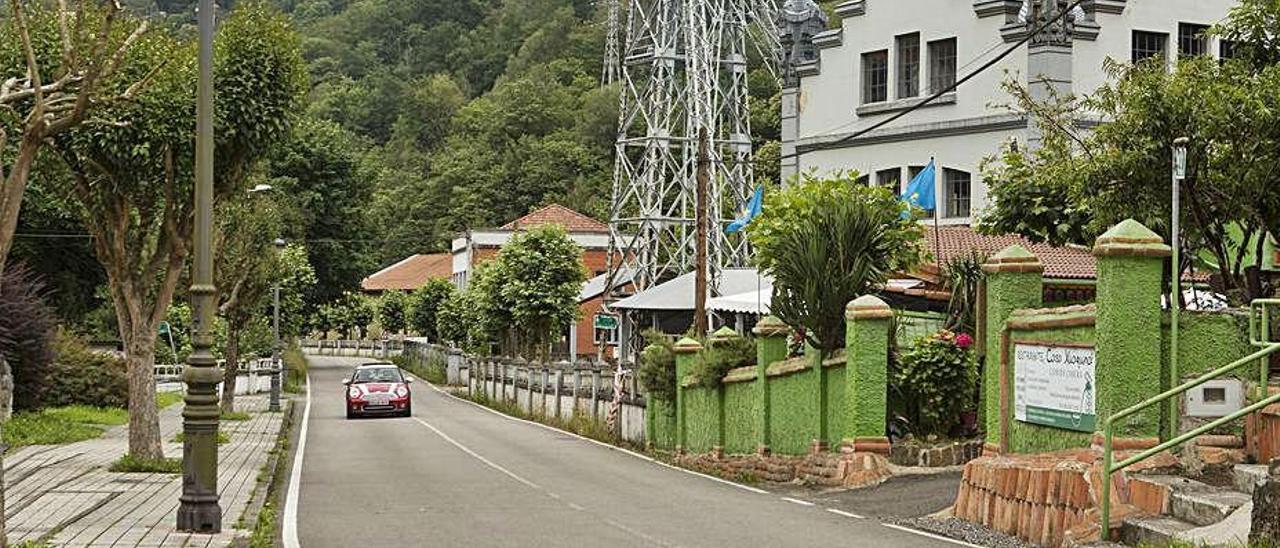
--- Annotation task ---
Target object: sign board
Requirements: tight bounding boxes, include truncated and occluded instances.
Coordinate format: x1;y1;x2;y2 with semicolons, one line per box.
1013;343;1096;432
593;314;619;330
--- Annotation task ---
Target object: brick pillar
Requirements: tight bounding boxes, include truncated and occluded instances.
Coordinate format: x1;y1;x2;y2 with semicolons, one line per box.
753;316;789;455
673;337;703;454
1093;219;1170;441
842;295;893;455
981;245;1044;454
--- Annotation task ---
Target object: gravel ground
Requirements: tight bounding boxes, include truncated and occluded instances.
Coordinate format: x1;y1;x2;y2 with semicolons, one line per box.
893;516;1037;548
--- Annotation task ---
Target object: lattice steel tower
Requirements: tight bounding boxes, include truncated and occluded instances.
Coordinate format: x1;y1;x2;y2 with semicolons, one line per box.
606;0;778;294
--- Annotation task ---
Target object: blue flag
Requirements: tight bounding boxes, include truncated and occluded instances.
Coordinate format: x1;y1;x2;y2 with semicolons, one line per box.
726;185;764;234
899;160;937;212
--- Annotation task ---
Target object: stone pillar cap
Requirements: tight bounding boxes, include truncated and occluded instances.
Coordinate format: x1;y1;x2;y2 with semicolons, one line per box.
1093;218;1171;257
673;337;703;354
981;244;1045;274
752;315;789;336
708;326;740;345
846;295;893;320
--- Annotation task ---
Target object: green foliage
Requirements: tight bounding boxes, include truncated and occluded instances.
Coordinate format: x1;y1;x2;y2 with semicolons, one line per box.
45;330;129;409
4;412;105;450
1;265;58;411
491;225;587;356
435;289;471;348
317;291;376;338
892;330;977;436
221;411;252;421
750;172;924;354
109;455;182;474
408;279;455;341
943;252;987;335
155;391;184;409
277;244;319;338
283;342;309;393
393;352;446;385
637;330;676;402
377;291;409;334
173;430;231;444
689;335;755;388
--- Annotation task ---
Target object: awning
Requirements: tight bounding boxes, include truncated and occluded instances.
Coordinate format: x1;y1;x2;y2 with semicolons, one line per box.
706;287;772;315
612;268;773;311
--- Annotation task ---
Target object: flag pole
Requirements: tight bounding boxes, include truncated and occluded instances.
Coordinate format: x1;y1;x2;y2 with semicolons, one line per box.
931;157;942;280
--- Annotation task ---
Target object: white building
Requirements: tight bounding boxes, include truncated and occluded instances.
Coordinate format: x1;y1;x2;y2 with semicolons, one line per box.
781;0;1238;225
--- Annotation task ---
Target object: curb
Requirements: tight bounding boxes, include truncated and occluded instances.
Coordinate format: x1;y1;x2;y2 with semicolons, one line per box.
231;397;298;546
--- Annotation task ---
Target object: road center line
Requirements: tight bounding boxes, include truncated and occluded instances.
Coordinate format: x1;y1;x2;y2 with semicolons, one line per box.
282;372;311;548
781;497;815;506
826;508;866;519
880;523;987;548
410;416;542;490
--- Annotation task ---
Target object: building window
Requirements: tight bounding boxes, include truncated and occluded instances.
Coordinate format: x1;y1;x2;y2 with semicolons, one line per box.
1220;39;1237;60
944;169;971;218
1132;30;1168;63
876;168;901;192
1178;23;1209;57
861;50;888;104
854;173;870;186
896;33;920;99
928;38;957;94
908;165;926;183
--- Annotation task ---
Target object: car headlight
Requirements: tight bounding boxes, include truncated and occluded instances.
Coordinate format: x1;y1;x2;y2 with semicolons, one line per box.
394;385;409;398
348;386;361;399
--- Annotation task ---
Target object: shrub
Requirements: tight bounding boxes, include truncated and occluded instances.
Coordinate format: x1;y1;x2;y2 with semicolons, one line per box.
408;279;455;341
689;334;755;388
0;264;58;411
377;291;408;335
637;330;676;402
891;330;978;436
44;329;129;409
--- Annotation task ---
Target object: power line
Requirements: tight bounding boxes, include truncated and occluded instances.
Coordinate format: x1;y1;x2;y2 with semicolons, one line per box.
13;233;429;245
779;0;1086;163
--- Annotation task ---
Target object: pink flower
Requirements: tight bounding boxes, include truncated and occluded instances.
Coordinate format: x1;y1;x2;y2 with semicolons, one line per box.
955;333;973;349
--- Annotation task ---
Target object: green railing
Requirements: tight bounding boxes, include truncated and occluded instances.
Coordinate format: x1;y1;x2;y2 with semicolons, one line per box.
1100;299;1280;539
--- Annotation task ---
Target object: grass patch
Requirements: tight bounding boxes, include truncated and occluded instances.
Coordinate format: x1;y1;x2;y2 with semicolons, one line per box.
156;391;184;409
461;391;640;451
109;454;182;474
173;430;230;444
4;411;107;449
248;502;278;548
40;405;128;425
392;353;447;385
220;411;252;421
12;540;53;548
284;343;308;394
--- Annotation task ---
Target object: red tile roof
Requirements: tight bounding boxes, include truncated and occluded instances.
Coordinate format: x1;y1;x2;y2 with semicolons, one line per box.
501;204;609;233
360;253;452;292
921;225;1098;280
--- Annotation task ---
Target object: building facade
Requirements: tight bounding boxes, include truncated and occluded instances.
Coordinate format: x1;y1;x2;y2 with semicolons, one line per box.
782;0;1237;225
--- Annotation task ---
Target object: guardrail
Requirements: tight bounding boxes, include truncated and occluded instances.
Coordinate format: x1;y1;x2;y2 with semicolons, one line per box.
1100;299;1280;538
298;339;404;357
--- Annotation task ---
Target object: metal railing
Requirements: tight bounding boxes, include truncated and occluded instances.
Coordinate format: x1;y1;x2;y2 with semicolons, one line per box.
1100;299;1280;538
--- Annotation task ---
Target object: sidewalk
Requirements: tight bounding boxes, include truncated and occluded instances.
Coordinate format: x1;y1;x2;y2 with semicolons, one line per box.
6;393;286;547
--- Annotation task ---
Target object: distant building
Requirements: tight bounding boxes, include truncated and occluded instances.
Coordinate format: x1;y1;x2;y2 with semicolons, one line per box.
782;0;1238;225
360;253;452;293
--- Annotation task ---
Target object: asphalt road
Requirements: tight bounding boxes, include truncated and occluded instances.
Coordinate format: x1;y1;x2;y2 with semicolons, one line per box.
294;356;961;547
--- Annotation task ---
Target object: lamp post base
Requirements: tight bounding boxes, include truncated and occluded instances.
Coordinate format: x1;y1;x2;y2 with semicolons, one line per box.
176;497;222;533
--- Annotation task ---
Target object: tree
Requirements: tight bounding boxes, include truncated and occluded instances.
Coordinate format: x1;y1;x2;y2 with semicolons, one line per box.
51;4;305;460
407;278;454;341
377;290;408;336
276;243;317;338
491;225;586;357
750;172;924;354
435;289;470;347
215;189;285;413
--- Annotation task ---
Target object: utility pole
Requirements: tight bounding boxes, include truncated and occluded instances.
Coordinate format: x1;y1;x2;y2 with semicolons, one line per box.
694;128;710;338
177;0;222;532
269;237;285;413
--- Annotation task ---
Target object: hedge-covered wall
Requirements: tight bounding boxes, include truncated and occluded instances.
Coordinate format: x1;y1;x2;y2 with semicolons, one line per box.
684;385;719;453
1162;310;1253;380
824;364;846;448
649;398;676;449
723;380;759;454
769;369;815;455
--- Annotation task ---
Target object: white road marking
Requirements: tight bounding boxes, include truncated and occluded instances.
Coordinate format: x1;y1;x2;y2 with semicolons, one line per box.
567;502;585;511
282;372;311;548
826;508;866;519
781;497;815;506
880;523;987;548
423;380;771;495
411;416;542;490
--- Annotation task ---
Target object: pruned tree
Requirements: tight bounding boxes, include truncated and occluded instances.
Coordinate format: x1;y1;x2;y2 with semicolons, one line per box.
377;290;407;337
407;278;454;341
491;225;586;358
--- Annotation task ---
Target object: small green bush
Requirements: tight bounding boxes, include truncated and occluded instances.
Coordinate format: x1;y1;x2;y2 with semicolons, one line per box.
173;430;230;444
43;329;129;409
0;264;58;411
637;330;676;402
4;411;105;449
689;334;755;388
109;455;182;474
891;330;977;436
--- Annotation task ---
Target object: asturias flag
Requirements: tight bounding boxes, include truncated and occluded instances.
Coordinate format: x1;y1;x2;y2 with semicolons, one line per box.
899;160;937;212
726;185;764;234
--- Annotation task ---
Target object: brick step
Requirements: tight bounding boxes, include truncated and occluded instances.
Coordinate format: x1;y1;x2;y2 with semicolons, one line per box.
1233;464;1268;495
1170;488;1251;526
1120;515;1198;546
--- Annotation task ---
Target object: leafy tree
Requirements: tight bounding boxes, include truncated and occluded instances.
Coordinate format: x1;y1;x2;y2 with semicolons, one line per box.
276;243;318;338
750;172;924;354
348;292;375;338
464;261;509;352
490;225;586;357
49;4;305;460
377;290;408;336
408;278;455;341
435;289;470;347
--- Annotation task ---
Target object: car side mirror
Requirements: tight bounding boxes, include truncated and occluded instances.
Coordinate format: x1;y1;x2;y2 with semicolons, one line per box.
341;378;351;386
404;377;413;384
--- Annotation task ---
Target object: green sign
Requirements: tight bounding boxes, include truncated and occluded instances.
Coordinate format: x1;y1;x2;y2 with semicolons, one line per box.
593;314;619;330
158;321;171;335
1013;343;1096;432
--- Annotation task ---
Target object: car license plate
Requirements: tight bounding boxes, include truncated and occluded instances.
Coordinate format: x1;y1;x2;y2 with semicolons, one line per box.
367;395;390;405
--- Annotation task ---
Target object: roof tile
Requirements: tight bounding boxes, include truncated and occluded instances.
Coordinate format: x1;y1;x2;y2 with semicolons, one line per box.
361;253;452;291
500;204;609;233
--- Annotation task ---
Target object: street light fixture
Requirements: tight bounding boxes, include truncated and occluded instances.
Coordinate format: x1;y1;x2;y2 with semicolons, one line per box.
177;0;223;532
248;183;274;194
270;238;286;412
1168;136;1189;441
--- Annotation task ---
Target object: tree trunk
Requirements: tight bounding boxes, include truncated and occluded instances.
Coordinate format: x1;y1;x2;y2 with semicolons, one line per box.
0;139;41;278
124;328;164;460
220;328;240;414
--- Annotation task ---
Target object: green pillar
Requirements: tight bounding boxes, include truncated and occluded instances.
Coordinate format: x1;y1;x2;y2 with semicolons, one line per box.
980;245;1044;452
752;316;788;455
1093;219;1170;440
842;295;893;454
673;337;702;454
809;341;827;453
708;327;738;455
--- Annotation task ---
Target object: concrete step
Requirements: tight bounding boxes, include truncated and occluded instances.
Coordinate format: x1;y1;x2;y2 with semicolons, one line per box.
1120;515;1198;546
1170;488;1252;526
1233;464;1268;495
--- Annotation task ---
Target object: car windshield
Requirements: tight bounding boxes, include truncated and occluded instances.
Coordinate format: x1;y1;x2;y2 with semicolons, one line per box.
352;367;401;383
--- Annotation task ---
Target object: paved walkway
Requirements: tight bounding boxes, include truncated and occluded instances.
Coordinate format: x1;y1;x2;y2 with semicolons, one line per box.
6;394;285;547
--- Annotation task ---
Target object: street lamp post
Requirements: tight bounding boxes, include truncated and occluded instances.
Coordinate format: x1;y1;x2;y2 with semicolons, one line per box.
1168;136;1189;441
177;0;223;532
270;238;286;412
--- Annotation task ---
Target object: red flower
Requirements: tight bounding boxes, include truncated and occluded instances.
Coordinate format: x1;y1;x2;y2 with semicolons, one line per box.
955;333;973;349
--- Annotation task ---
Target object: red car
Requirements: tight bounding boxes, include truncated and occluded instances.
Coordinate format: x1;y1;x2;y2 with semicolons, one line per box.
343;362;412;418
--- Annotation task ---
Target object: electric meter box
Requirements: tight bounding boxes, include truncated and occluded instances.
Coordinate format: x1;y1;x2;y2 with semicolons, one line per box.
1183;379;1244;418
